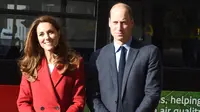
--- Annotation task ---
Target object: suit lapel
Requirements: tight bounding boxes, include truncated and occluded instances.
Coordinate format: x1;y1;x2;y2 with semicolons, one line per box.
37;58;58;102
108;44;118;89
121;47;139;99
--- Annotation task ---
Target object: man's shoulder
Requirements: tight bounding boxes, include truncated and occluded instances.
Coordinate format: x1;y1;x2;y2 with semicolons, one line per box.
137;44;159;56
91;43;113;61
90;43;112;57
131;39;158;50
140;44;158;50
96;43;113;54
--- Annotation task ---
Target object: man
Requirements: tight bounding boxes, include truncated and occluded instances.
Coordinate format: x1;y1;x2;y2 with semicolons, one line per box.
86;2;162;112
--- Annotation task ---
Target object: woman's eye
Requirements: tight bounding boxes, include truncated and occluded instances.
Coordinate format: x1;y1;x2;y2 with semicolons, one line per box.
39;33;44;36
48;31;54;34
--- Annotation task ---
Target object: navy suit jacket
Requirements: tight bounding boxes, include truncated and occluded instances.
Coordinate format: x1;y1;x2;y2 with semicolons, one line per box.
86;39;162;112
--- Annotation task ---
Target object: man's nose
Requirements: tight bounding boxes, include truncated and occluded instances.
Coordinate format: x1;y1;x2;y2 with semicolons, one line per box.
117;23;123;30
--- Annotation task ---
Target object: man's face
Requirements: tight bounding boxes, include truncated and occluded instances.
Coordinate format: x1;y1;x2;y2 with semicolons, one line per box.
109;6;134;44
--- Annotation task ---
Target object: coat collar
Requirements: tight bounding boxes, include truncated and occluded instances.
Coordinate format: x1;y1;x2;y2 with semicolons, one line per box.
38;57;64;87
51;65;64;87
37;57;64;102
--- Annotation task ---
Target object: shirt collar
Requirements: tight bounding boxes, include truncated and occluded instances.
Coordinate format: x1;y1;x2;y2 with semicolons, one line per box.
114;37;132;53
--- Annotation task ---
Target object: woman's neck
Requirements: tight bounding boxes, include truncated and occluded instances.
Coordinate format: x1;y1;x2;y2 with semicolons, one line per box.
44;51;54;64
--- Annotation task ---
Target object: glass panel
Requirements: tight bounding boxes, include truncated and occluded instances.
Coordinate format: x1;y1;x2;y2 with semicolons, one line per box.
66;1;95;15
152;2;200;68
0;14;30;59
0;14;96;59
0;0;96;13
65;18;95;48
0;0;61;12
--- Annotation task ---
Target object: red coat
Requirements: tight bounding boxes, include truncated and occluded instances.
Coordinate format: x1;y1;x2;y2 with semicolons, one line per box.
17;57;85;112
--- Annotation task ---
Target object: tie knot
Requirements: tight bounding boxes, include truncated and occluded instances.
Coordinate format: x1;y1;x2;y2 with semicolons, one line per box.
120;46;126;52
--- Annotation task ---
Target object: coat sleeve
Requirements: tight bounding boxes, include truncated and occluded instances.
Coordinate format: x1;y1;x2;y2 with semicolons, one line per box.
136;46;162;112
17;75;35;112
66;58;86;112
86;50;110;112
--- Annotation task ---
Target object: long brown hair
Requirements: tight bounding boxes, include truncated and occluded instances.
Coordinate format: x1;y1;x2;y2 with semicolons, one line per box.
19;15;80;82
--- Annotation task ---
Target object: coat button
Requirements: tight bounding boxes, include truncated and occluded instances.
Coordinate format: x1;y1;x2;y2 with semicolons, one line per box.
40;106;45;111
55;106;60;110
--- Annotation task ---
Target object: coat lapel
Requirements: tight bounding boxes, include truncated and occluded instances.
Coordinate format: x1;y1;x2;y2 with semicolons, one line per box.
51;68;64;87
121;47;139;99
108;44;118;90
37;58;58;102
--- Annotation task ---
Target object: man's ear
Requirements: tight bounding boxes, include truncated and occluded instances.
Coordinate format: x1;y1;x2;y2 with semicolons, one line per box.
131;19;134;28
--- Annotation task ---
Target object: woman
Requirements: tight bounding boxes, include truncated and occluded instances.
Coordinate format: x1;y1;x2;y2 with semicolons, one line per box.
17;15;85;112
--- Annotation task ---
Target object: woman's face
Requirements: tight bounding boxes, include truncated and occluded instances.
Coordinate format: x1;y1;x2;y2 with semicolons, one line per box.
36;22;59;53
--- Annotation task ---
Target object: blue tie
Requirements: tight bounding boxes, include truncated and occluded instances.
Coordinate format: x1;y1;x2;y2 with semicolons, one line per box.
117;46;126;112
